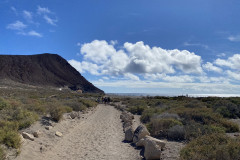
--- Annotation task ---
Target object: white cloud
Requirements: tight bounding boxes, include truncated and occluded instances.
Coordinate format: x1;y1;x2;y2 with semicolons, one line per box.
72;40;203;78
203;62;222;73
226;70;240;80
217;53;226;57
183;42;209;49
124;73;140;81
23;10;33;22
228;35;240;42
215;54;240;70
11;6;18;15
17;30;42;37
43;15;57;25
37;6;51;15
6;21;27;30
27;30;42;37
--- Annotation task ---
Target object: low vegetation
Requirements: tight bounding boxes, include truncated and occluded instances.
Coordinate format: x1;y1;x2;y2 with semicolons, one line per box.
0;87;100;158
180;134;240;160
113;96;240;159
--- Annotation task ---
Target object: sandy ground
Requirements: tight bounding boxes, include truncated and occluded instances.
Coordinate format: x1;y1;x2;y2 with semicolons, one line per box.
12;104;141;160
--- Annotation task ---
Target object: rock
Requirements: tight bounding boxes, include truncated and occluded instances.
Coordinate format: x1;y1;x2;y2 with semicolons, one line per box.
45;126;53;130
136;135;166;149
22;132;34;141
33;130;42;138
133;125;150;143
234;133;240;137
136;136;163;160
19;134;25;144
125;127;134;142
55;131;63;137
70;111;78;119
123;122;132;130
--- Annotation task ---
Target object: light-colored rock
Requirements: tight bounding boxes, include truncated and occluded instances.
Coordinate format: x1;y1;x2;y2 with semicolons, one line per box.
136;136;166;149
133;125;150;143
33;130;42;138
136;136;163;160
19;134;25;144
144;138;161;160
45;126;53;130
22;132;34;141
125;127;134;142
55;131;63;137
70;111;78;119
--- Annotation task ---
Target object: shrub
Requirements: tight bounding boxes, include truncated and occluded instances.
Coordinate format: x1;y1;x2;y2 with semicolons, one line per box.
11;109;38;129
149;118;182;138
184;122;226;141
168;125;185;141
0;121;21;149
49;106;64;122
180;134;240;160
79;99;97;108
65;101;86;111
0;146;5;160
0;98;8;110
127;105;146;115
140;107;164;123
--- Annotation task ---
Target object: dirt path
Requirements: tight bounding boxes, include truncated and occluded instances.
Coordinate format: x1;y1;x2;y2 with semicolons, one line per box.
15;104;141;160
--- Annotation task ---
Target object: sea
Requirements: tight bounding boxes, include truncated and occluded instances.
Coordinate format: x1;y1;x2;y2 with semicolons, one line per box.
107;93;240;97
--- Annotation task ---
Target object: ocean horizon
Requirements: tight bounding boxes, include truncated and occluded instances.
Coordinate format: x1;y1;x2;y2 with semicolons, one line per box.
107;93;240;97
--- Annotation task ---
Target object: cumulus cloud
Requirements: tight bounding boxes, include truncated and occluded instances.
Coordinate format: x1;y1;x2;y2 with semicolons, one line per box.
69;40;205;83
215;54;240;70
6;21;27;30
203;62;222;73
226;70;240;80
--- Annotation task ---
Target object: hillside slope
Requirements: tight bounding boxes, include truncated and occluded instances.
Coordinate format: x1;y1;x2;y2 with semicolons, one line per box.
0;53;103;93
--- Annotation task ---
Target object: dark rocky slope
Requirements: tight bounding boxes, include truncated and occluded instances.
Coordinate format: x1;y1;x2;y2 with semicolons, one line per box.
0;53;103;93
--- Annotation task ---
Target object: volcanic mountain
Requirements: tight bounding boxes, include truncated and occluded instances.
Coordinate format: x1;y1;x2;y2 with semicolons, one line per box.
0;53;103;93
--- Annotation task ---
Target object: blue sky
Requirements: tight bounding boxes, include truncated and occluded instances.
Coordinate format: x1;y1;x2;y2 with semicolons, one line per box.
1;0;240;94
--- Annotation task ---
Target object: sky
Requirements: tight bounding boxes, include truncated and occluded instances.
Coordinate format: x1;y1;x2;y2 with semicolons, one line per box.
1;0;240;94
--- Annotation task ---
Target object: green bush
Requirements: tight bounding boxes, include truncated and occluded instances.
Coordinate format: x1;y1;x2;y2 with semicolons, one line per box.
49;106;64;122
0;121;21;149
0;146;5;160
184;122;226;141
79;99;97;108
140;108;163;123
0;98;8;110
180;134;240;160
149;118;182;138
11;109;38;129
127;105;146;115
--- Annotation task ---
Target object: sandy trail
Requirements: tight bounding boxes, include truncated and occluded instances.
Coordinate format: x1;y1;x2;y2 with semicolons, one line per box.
15;104;141;160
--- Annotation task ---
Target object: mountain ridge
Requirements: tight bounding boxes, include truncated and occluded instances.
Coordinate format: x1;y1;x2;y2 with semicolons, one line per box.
0;53;103;93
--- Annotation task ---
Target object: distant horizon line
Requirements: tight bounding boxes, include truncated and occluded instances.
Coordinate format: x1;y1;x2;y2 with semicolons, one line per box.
106;93;240;97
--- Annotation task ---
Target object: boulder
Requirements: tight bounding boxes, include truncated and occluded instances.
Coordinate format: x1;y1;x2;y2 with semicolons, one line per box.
22;132;34;141
55;131;63;137
70;111;79;119
143;138;162;160
123;122;132;130
125;127;134;142
133;125;150;143
136;136;163;160
33;130;42;138
136;136;166;149
19;134;25;144
45;126;53;130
